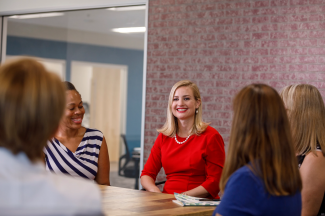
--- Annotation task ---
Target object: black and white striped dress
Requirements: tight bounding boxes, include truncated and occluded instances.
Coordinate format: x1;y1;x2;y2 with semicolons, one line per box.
44;128;103;180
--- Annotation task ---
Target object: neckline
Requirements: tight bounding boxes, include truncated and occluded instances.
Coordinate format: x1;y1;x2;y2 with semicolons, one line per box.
174;133;194;144
175;134;190;140
54;128;88;154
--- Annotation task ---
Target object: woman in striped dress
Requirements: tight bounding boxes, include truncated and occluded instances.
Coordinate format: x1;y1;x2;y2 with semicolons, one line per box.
44;82;110;185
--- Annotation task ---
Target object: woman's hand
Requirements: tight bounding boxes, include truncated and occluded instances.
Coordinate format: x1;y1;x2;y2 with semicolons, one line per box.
140;175;162;193
182;186;209;198
95;137;110;186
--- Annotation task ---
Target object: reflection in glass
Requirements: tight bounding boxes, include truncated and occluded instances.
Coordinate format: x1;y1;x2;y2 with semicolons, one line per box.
5;6;145;189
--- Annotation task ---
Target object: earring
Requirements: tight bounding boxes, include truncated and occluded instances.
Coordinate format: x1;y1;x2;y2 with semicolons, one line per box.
196;109;198;114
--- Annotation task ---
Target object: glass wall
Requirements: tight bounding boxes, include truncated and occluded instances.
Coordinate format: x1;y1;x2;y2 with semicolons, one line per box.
4;6;146;188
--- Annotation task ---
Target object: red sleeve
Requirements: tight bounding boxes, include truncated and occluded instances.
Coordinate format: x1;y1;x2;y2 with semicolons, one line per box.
201;132;225;199
140;133;163;181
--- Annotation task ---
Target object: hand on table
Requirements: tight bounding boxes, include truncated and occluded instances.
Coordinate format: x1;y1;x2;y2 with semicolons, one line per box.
148;186;162;193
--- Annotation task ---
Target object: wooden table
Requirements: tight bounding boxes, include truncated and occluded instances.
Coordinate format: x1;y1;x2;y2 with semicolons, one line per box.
99;186;216;216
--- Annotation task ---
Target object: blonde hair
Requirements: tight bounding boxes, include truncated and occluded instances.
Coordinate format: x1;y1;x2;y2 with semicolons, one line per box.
280;84;325;156
0;58;66;161
157;80;208;137
220;84;302;196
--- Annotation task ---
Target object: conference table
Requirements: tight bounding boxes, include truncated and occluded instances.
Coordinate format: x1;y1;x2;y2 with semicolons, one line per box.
99;185;216;216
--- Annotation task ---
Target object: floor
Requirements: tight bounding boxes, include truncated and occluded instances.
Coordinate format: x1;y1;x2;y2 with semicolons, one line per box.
110;161;137;189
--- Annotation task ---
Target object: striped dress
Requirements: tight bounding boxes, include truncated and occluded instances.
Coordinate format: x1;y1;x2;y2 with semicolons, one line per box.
44;128;103;180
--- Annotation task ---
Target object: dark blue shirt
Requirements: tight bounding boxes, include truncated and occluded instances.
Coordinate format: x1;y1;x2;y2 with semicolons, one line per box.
213;165;301;216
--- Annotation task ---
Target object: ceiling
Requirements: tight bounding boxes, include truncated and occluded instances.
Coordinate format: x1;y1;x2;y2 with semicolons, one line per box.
8;6;146;39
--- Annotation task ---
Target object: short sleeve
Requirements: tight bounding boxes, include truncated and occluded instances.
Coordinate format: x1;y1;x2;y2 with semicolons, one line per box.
214;168;263;216
140;133;163;181
201;132;225;198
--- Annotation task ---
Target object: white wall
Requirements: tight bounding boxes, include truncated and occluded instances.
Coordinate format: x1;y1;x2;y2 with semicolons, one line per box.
0;0;147;15
41;60;65;81
71;64;93;104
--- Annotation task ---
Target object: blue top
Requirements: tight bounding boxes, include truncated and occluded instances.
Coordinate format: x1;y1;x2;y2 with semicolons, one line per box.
213;165;301;216
44;128;103;180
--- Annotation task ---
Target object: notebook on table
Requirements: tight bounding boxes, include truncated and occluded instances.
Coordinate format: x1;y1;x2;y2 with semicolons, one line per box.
173;193;221;207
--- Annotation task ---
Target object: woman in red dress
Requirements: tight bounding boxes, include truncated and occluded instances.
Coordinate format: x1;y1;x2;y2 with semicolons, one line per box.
140;80;225;198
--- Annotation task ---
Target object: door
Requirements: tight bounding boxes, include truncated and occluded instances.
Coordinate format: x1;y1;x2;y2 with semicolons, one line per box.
91;67;121;162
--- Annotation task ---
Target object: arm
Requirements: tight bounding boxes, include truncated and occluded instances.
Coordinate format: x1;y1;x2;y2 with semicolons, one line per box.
184;133;225;198
95;137;110;186
300;151;325;216
140;175;162;193
140;134;163;192
183;186;209;198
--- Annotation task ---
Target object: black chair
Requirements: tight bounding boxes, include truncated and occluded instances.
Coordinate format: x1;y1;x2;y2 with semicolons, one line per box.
118;135;140;189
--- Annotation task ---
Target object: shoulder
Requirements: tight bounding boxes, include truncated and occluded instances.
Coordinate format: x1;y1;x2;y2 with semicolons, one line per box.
227;166;263;189
53;172;100;191
201;125;221;137
46;173;102;212
301;151;325;175
199;126;224;146
154;132;170;146
46;139;55;146
85;127;103;134
157;132;170;141
84;128;104;138
215;166;265;216
228;166;252;181
45;138;60;151
304;151;325;166
224;166;267;202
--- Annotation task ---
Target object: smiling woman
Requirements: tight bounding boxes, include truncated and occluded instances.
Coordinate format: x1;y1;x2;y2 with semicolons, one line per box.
140;80;225;199
44;81;110;185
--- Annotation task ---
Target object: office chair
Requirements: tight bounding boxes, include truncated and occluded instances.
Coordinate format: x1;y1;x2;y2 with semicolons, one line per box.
118;135;140;189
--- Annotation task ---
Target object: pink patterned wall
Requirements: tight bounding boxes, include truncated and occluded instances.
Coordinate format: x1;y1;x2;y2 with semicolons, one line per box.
144;0;325;180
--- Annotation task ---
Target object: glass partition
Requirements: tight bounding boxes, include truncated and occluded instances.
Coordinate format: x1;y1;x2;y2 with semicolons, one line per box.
4;6;146;189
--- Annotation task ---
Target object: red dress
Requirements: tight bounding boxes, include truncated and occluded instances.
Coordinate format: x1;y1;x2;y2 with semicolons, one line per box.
141;126;225;198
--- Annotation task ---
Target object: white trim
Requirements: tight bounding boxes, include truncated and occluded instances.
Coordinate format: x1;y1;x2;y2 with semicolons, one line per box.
139;1;148;190
71;60;128;71
119;68;128;159
1;17;7;64
120;68;128;135
0;17;2;63
0;1;147;16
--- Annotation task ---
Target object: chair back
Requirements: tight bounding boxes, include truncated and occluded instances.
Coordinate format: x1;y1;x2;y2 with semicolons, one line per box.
121;134;131;159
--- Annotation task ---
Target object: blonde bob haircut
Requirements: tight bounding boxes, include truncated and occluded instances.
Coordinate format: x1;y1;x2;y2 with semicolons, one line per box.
220;84;302;196
280;84;325;156
0;58;66;162
157;80;208;137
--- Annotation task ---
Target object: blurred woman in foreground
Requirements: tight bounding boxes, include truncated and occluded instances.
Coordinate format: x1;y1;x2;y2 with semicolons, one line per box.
0;58;102;215
214;84;301;216
281;84;325;216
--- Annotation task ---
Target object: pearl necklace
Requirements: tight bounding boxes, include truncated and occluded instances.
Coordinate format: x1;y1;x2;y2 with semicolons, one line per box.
175;134;191;144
